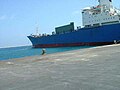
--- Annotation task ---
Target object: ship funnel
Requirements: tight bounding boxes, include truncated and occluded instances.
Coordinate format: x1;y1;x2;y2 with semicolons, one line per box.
98;0;112;3
98;0;112;8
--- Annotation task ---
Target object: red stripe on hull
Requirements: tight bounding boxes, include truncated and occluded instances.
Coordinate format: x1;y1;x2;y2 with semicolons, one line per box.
33;42;114;48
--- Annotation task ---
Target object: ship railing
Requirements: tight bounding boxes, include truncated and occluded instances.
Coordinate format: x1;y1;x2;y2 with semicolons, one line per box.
30;34;41;38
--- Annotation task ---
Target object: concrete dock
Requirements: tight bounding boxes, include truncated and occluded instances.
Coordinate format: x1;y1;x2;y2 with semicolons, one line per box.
0;44;120;90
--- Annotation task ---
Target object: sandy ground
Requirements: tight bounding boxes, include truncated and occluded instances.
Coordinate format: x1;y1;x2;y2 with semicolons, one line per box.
0;44;120;90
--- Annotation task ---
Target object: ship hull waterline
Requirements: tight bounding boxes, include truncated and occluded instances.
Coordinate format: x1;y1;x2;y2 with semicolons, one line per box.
32;42;113;48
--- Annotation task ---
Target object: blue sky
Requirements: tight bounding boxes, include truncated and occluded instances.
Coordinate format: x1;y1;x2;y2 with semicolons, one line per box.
0;0;119;48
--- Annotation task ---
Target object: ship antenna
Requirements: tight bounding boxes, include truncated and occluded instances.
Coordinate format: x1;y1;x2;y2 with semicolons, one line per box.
36;25;38;35
35;22;39;36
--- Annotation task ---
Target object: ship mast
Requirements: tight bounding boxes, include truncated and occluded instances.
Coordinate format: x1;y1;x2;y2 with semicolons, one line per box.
36;25;39;35
35;23;39;36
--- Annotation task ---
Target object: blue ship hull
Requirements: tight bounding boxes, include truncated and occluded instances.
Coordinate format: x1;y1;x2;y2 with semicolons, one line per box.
28;23;120;48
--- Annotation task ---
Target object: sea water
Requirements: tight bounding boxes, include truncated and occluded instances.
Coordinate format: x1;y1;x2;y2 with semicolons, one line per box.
0;46;93;60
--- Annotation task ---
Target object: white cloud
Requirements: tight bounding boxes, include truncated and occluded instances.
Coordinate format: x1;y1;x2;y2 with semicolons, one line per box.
0;15;16;20
0;15;7;20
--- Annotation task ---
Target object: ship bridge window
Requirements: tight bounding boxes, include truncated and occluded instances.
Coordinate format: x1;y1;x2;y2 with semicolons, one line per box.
102;21;119;25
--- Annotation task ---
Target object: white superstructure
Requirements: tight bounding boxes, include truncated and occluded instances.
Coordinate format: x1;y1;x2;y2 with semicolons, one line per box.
82;0;120;28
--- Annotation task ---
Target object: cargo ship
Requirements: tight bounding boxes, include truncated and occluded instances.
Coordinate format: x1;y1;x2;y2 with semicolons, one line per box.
28;0;120;48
